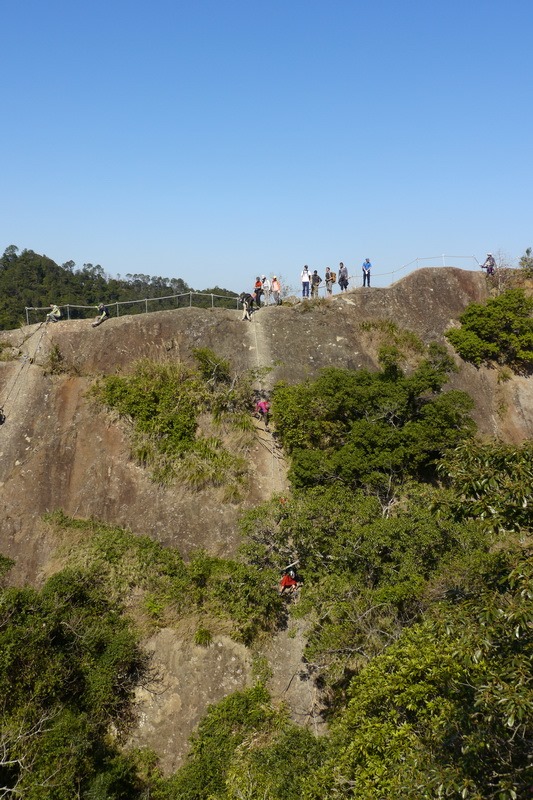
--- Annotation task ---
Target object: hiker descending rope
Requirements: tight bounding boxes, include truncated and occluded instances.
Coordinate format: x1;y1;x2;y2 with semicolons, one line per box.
279;561;302;595
255;397;270;429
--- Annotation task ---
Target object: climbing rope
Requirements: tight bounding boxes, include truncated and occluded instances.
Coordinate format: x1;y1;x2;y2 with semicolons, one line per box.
0;322;48;424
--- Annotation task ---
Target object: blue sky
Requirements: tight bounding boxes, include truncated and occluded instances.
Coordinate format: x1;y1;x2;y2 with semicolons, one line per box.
2;0;532;292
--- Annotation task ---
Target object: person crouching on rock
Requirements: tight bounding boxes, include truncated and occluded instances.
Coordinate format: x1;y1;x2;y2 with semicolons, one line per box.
46;304;62;323
239;292;254;321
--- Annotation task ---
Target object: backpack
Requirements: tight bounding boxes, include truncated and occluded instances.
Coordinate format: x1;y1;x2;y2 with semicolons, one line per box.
330;271;336;283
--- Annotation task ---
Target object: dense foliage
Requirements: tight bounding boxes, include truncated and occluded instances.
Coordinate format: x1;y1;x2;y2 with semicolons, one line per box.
271;344;475;500
445;288;533;371
0;569;148;799
0;245;236;329
90;351;255;493
1;317;532;797
49;512;283;645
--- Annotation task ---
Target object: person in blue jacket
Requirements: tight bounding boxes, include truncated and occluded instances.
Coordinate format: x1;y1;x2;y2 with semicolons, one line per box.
362;258;372;287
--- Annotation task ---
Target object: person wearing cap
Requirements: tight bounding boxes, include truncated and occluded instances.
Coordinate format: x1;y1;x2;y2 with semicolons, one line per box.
261;275;271;305
362;258;372;287
481;253;495;275
271;276;281;305
301;265;310;298
310;269;322;298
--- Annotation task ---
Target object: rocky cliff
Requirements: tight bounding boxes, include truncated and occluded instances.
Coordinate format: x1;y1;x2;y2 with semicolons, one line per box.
1;266;531;770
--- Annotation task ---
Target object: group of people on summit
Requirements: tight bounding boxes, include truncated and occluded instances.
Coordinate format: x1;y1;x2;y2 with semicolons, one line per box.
300;259;372;298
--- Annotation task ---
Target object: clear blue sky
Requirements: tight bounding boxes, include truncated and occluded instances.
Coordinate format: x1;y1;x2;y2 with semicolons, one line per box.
2;0;532;292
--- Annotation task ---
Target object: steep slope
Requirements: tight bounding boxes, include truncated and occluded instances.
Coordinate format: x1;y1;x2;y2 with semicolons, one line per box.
1;267;532;770
1;267;532;581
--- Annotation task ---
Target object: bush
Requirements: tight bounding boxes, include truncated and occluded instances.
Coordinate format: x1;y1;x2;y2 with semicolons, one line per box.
445;288;533;371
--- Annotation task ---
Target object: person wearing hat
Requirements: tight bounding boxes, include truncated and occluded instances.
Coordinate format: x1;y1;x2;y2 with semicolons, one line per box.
261;275;271;305
271;276;281;305
481;253;495;275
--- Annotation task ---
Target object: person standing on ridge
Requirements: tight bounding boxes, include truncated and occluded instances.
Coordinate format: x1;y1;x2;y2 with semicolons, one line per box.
325;267;334;295
362;258;372;287
481;253;495;275
271;276;281;305
338;262;349;292
261;275;271;305
301;265;310;298
253;276;263;306
310;269;322;298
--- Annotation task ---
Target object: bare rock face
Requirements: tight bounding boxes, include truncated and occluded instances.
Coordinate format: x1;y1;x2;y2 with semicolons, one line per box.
130;628;252;772
1;267;531;768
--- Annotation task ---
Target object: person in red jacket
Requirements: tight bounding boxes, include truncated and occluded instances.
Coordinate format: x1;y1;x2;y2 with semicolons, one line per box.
279;569;300;595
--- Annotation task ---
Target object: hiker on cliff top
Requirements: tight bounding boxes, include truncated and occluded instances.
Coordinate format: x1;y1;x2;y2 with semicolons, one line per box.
254;277;263;306
92;303;110;327
362;258;372;287
271;276;281;305
301;266;310;298
239;292;254;321
310;269;322;298
261;275;271;305
46;304;61;323
325;267;334;295
481;253;495;275
338;263;349;292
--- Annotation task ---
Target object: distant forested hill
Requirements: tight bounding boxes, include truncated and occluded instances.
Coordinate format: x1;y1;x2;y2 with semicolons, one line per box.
0;245;236;329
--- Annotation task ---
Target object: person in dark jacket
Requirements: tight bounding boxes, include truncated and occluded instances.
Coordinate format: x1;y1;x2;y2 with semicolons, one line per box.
239;292;254;321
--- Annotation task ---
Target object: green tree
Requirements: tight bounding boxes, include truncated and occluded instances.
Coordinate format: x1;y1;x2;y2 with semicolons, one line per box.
445;288;533;371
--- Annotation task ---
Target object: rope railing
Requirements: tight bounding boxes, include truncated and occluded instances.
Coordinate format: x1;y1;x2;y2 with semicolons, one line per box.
25;291;241;325
24;255;483;323
348;254;480;285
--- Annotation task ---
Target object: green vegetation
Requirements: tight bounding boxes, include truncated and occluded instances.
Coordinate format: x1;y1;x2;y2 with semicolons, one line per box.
0;245;237;329
271;344;475;500
90;352;255;492
445;288;533;371
0;567;149;799
519;246;533;276
48;512;283;645
1;310;531;798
